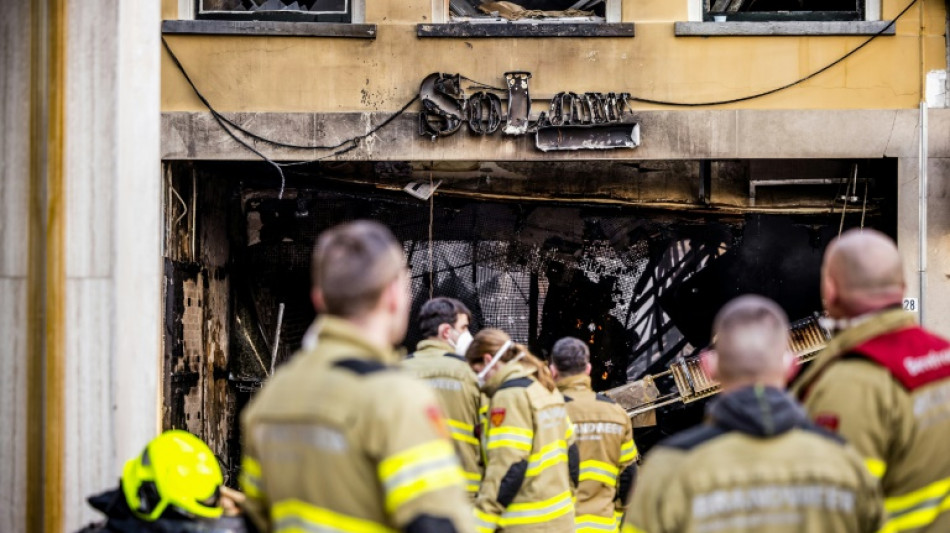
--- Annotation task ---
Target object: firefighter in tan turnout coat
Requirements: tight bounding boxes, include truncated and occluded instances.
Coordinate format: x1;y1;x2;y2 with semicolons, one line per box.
551;337;637;533
239;221;472;533
402;297;483;496
793;229;950;533
623;295;883;533
465;328;579;533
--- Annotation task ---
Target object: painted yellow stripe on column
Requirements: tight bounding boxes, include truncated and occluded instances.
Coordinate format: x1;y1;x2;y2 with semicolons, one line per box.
28;1;68;532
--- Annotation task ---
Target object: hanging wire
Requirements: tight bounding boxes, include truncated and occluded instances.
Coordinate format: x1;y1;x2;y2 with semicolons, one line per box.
838;164;859;236
160;0;919;193
859;171;870;229
625;0;918;107
428;173;435;300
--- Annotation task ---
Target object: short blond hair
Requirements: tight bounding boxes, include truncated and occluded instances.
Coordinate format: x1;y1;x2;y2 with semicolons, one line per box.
311;221;405;318
712;295;790;381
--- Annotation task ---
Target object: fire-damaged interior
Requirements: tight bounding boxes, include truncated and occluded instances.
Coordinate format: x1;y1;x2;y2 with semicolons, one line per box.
162;158;897;484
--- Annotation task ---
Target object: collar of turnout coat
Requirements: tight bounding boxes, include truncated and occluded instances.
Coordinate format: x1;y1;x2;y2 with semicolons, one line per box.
791;308;917;397
556;373;592;395
482;360;537;397
706;385;814;438
306;315;401;366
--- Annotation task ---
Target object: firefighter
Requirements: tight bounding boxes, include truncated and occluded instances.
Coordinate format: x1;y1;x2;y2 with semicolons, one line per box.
792;229;950;533
77;430;247;533
402;297;483;497
550;337;637;533
464;328;579;533
239;221;472;533
623;295;883;533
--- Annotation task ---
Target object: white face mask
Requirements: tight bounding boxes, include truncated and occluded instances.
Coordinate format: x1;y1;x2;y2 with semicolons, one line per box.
452;330;474;357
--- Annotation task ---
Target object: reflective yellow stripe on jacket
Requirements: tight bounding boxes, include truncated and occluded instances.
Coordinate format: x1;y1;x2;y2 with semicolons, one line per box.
474;507;500;533
579;459;620;487
462;469;480;494
487;426;534;452
272;499;397;533
526;440;568;477
240;455;263;499
619;439;638;464
500;490;574;526
447;418;479;446
865;457;887;479
881;476;950;533
621;523;647;533
377;439;463;513
576;513;619;533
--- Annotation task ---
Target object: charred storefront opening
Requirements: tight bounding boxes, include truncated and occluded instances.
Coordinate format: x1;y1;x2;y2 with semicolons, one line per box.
162;158;897;484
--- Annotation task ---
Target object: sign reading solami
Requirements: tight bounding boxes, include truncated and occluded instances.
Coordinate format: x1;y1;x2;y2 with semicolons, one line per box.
419;71;641;152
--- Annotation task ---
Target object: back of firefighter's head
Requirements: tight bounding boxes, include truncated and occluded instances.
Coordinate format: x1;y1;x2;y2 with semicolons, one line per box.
419;297;472;342
549;337;591;380
821;228;905;319
311;220;410;344
705;295;793;391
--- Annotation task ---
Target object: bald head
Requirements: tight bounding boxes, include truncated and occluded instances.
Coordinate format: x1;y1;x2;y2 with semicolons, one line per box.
822;229;905;319
709;295;791;388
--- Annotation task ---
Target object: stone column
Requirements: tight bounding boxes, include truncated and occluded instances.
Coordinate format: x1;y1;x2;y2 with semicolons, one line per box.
61;0;162;529
0;2;32;531
1;1;162;530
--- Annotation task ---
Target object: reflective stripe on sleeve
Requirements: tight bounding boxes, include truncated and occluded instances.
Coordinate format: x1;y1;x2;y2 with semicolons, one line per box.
526;440;568;477
619;439;638;464
865;457;887;479
576;513;620;533
487;426;534;452
377;439;464;513
462;469;481;493
500;490;574;526
621;523;648;533
565;416;575;441
240;455;263;499
579;459;620;487
881;476;950;532
474;508;500;533
272;499;396;533
446;418;480;446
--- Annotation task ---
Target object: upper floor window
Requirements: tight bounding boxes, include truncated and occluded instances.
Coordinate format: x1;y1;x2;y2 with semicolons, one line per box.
705;0;866;21
449;0;617;23
197;0;352;23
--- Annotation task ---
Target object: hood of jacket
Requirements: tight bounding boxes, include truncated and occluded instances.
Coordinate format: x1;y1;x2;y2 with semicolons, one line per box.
481;360;536;397
707;385;811;437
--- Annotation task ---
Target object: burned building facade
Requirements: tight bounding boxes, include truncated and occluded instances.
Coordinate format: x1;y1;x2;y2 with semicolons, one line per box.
157;0;950;485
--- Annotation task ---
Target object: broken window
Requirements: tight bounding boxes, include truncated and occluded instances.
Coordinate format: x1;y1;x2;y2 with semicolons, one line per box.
449;0;616;22
704;0;865;21
197;0;353;23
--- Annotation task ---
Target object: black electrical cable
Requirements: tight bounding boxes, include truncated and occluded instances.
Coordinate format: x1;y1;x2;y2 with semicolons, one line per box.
162;37;417;153
626;0;918;107
162;0;918;183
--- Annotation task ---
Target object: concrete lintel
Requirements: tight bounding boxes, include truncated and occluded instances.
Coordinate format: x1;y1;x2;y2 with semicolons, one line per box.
161;19;377;38
674;20;895;37
162;109;949;161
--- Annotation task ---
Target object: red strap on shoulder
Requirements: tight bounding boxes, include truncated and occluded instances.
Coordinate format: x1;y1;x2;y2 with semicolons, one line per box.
853;326;950;390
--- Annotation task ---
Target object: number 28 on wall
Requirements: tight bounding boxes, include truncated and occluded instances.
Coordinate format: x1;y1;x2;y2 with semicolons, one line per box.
903;298;919;312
